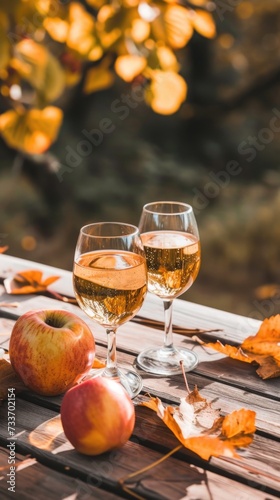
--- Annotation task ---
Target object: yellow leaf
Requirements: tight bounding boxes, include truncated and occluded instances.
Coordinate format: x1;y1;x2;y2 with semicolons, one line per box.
164;5;193;48
115;55;146;82
13;39;65;102
67;2;103;61
146;70;187;115
156;46;179;72
190;9;216;39
84;65;114;94
43;17;69;43
130;19;150;43
0;106;63;154
97;5;122;49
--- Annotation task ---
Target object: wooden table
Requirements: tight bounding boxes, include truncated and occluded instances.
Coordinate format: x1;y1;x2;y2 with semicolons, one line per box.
0;254;279;499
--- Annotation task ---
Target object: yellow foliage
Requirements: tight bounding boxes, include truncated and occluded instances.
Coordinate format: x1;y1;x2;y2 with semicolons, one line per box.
115;55;146;82
146;70;187;115
84;63;115;93
0;107;63;154
43;17;69;43
164;5;194;49
13;39;65;102
130;18;150;43
0;0;216;154
190;9;216;39
156;46;179;72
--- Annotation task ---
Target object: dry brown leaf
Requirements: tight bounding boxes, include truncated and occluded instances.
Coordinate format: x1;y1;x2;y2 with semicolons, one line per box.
140;386;256;461
7;269;60;295
241;315;280;357
0;359;26;401
198;314;280;379
92;358;106;369
255;356;280;379
201;340;253;364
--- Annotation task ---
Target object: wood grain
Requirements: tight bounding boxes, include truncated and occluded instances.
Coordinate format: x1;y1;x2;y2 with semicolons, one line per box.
0;399;278;500
0;447;122;499
1;254;279;500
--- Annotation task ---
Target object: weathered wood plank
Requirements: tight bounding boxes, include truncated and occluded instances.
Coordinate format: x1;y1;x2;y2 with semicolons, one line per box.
1;291;279;403
0;253;261;343
0;399;278;500
2;318;280;438
0;447;123;499
133;406;280;495
18;347;280;442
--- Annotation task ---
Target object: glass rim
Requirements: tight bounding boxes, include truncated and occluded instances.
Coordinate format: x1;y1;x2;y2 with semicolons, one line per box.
80;221;140;238
142;201;193;215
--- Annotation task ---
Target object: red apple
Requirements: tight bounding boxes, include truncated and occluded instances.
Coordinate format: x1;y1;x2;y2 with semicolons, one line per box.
9;309;95;396
60;377;135;455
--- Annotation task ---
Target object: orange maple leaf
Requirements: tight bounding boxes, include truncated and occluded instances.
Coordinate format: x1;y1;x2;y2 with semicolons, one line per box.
6;269;60;295
0;246;8;254
198;314;280;379
241;315;280;357
140;387;256;461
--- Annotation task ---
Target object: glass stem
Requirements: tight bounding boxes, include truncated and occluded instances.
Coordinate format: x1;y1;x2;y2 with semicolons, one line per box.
104;328;119;379
163;300;175;350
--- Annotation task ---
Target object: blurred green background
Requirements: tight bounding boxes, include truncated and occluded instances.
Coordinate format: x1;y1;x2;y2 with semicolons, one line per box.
1;0;280;318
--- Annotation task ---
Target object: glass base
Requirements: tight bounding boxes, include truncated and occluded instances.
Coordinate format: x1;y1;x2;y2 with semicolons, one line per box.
82;367;143;399
136;346;199;376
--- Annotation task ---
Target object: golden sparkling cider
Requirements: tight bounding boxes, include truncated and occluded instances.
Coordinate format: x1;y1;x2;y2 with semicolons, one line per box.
141;231;201;299
73;251;147;327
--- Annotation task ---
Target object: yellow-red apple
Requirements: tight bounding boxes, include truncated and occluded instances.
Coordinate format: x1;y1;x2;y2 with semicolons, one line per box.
60;377;135;455
9;309;95;396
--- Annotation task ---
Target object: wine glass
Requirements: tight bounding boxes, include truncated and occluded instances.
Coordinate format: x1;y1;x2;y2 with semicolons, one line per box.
73;222;147;398
136;201;201;376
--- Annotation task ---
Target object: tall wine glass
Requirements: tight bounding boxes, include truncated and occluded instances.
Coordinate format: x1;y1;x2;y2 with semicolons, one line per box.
136;201;201;376
73;222;147;398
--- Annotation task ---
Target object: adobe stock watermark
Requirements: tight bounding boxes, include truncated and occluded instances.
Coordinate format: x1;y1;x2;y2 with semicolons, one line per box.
6;388;16;493
57;83;145;182
214;0;243;22
192;107;280;214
